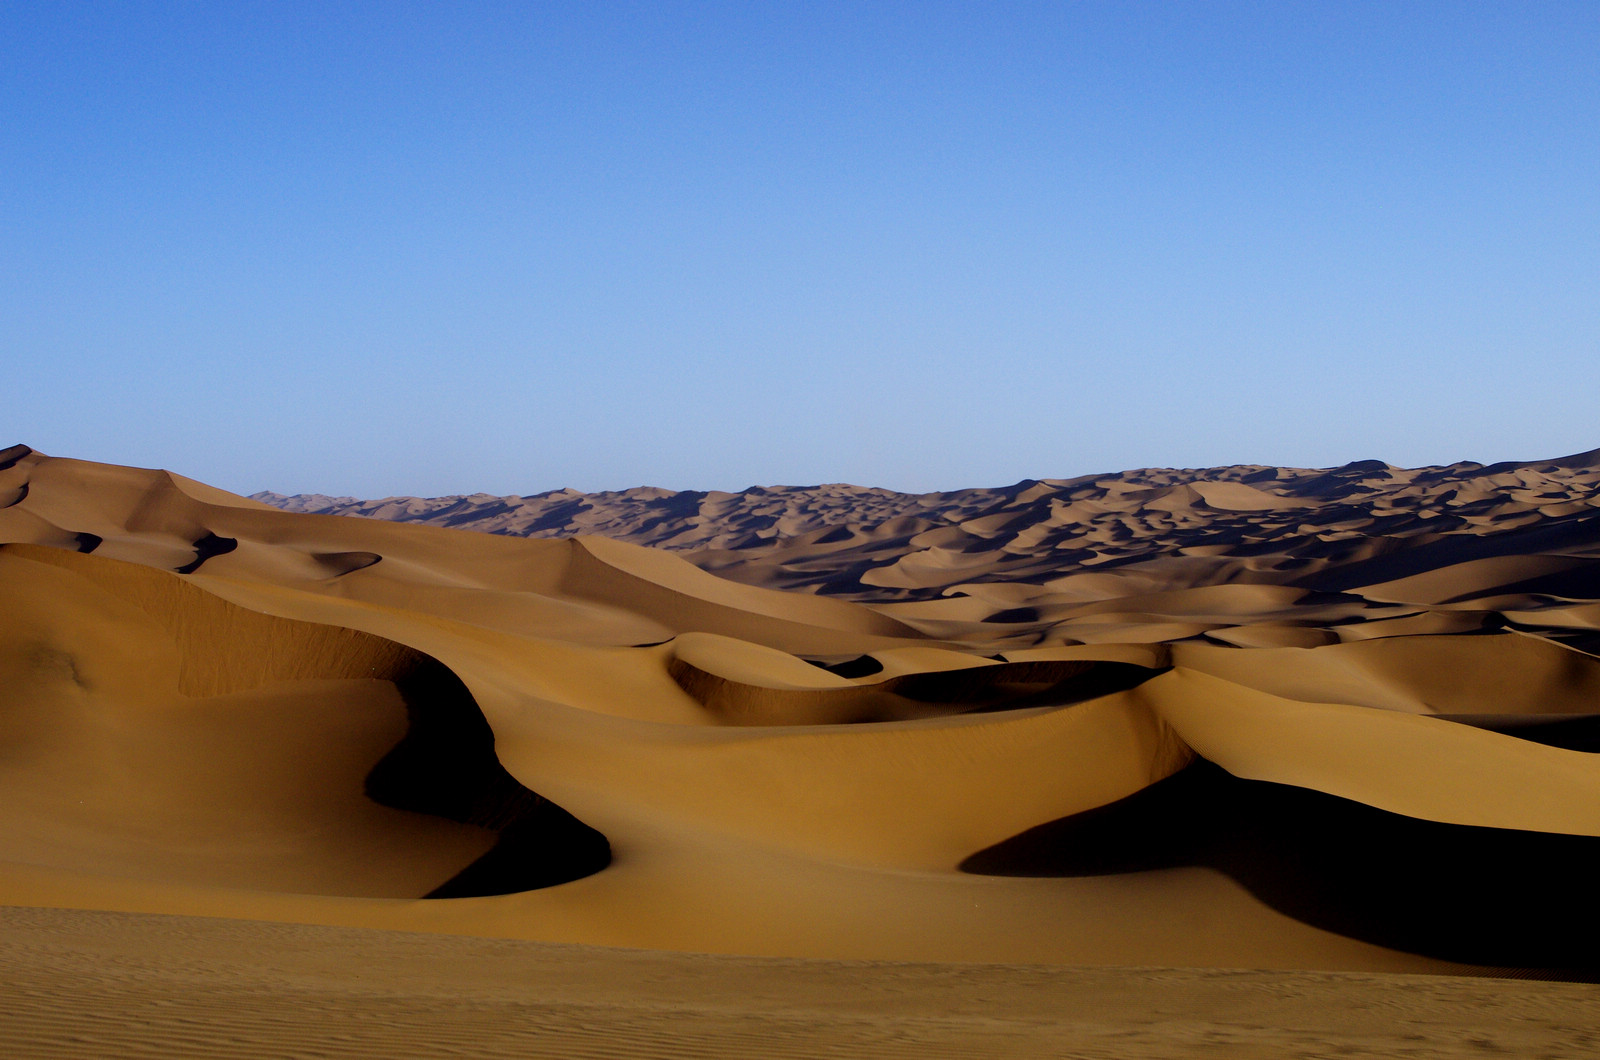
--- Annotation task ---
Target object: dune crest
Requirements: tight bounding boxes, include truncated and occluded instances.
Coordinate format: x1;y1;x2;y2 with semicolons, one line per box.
4;444;1600;977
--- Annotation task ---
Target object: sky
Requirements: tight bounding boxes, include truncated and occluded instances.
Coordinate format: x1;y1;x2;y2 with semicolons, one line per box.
5;2;1598;497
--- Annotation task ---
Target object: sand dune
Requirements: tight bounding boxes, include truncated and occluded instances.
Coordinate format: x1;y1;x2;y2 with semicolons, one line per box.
0;540;608;900
6;440;1600;1009
258;447;1600;656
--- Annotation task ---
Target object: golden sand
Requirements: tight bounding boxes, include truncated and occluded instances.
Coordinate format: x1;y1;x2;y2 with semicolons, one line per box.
3;442;1599;1054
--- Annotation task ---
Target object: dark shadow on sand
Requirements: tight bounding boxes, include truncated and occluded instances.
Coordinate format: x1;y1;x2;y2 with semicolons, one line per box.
961;759;1600;976
0;443;31;471
889;660;1160;712
175;531;238;574
364;657;610;898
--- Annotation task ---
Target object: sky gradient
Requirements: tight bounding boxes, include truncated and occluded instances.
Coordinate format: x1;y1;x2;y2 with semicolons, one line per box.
6;2;1598;497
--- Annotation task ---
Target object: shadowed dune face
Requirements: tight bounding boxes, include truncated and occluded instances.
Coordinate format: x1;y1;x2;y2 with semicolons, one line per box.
666;643;1162;726
0;443;31;471
364;657;610;898
962;760;1600;974
8;445;1600;978
0;542;608;899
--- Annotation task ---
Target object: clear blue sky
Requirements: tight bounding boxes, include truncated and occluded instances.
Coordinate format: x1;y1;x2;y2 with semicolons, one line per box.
5;2;1597;496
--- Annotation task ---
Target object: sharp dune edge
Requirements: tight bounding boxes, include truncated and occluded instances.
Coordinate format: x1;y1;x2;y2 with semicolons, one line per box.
5;442;1600;1055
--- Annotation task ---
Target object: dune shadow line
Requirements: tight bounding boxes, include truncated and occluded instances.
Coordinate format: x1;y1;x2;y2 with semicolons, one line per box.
961;759;1600;977
364;658;610;898
0;443;31;471
175;532;238;574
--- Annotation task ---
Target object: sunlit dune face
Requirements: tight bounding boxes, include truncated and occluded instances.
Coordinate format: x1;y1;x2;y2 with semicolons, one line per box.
0;547;608;899
5;447;1600;979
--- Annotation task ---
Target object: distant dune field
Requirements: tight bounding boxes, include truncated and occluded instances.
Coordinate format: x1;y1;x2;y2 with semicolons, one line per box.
4;441;1600;1055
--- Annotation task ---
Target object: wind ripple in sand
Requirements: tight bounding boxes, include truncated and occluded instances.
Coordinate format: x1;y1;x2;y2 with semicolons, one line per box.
2;906;1596;1060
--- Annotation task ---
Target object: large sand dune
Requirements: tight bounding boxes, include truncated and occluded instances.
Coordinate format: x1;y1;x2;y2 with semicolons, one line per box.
4;440;1600;1052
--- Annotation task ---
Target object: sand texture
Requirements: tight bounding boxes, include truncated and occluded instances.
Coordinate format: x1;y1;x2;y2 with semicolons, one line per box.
3;905;1598;1060
5;441;1600;1052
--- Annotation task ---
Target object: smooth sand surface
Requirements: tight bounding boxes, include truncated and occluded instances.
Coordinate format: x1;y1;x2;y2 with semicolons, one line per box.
5;442;1600;1052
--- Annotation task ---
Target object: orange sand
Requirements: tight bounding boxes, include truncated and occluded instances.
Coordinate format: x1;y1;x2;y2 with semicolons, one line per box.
3;441;1600;1053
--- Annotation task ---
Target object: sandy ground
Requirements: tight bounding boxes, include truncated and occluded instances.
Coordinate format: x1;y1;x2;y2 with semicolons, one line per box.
3;904;1597;1060
4;442;1600;1052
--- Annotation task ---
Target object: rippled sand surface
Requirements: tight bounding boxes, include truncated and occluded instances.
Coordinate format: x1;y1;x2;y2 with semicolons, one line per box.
3;905;1597;1060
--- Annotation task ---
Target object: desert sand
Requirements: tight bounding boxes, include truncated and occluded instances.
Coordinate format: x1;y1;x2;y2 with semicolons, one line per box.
5;904;1597;1060
4;441;1600;1055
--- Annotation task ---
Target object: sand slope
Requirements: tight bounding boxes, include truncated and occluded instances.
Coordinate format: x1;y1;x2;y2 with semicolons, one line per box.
4;442;1600;981
256;448;1600;644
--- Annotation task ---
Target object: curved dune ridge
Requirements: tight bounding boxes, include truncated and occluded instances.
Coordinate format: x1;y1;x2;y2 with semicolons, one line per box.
0;540;607;899
4;443;1600;977
256;445;1600;649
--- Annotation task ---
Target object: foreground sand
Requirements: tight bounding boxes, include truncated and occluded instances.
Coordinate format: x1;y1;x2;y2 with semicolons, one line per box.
3;441;1600;1012
4;905;1597;1060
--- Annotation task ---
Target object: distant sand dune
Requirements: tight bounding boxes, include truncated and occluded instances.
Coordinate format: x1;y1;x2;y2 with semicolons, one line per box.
4;442;1600;985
